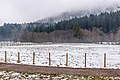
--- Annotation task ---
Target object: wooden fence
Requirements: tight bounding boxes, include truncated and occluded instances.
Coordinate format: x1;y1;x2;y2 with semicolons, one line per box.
3;51;107;68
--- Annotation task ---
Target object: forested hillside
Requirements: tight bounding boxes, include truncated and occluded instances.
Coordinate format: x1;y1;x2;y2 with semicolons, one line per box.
21;11;120;43
32;11;120;33
0;23;24;41
0;11;120;43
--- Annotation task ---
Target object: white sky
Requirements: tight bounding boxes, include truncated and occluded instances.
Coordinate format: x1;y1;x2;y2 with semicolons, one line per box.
0;0;120;25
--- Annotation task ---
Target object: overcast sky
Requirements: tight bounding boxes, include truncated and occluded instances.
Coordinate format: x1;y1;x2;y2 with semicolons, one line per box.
0;0;120;25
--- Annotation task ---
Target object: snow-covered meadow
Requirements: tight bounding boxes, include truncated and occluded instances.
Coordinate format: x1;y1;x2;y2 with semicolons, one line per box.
0;42;120;69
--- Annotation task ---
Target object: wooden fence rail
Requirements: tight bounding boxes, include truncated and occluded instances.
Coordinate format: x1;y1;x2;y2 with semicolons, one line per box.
5;51;7;63
85;53;86;67
66;53;68;66
33;52;35;64
104;53;106;67
17;52;20;63
49;53;51;66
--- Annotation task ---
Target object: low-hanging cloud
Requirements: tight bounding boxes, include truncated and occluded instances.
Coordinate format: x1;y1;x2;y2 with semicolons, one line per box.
0;0;120;25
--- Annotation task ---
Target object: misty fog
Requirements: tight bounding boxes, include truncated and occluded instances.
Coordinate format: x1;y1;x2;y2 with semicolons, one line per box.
0;0;120;25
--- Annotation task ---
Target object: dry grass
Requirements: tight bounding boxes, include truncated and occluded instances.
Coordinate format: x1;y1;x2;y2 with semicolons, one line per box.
0;70;120;80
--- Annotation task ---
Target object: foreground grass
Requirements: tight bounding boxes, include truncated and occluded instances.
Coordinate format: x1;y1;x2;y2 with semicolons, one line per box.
0;71;120;80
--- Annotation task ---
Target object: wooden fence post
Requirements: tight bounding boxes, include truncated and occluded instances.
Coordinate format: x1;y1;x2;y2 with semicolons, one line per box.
33;52;35;64
17;52;20;63
85;53;86;67
104;53;106;67
5;51;7;62
49;53;51;66
66;53;68;66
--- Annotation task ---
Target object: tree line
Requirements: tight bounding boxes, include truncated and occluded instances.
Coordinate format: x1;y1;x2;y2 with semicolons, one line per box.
0;11;120;43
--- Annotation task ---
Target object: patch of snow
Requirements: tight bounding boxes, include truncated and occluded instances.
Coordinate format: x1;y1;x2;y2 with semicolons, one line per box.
0;42;120;69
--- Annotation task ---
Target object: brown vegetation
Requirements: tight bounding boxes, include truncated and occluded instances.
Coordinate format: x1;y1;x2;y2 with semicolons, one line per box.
20;27;120;43
20;30;79;43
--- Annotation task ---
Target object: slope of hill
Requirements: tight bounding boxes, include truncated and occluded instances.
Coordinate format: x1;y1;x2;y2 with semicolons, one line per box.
36;2;120;24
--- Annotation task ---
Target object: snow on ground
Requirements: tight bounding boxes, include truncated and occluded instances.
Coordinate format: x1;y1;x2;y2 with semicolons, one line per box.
1;71;118;80
0;42;120;69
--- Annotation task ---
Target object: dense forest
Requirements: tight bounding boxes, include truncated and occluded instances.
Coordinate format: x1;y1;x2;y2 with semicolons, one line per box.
0;11;120;43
